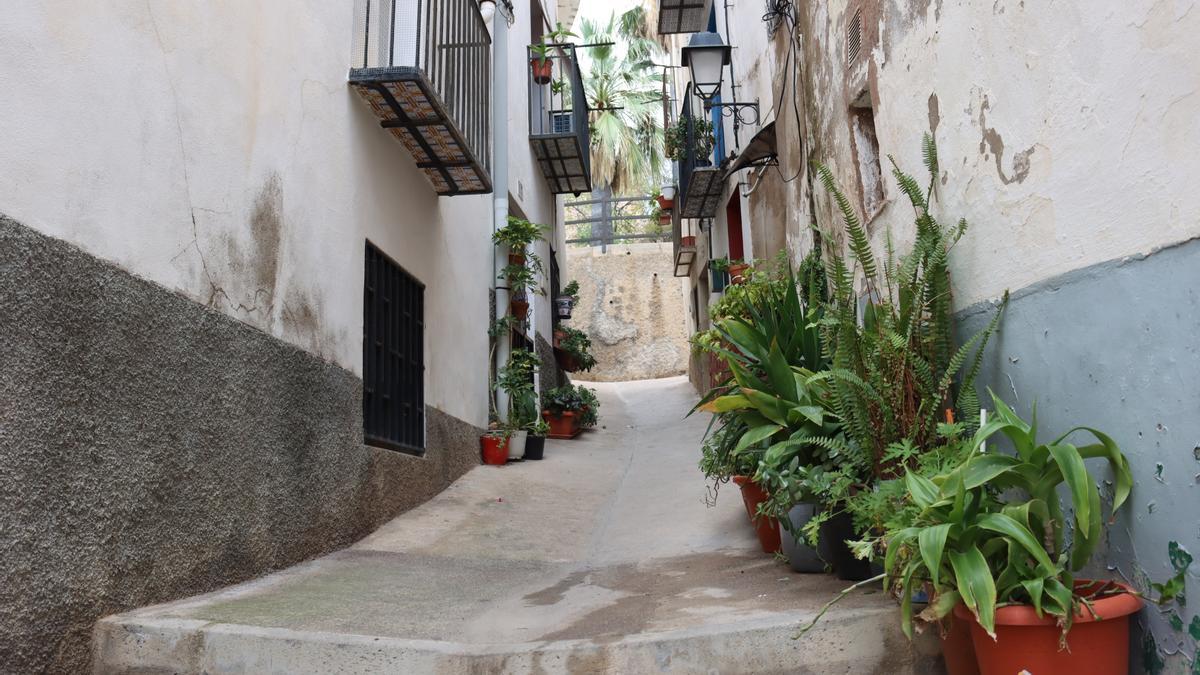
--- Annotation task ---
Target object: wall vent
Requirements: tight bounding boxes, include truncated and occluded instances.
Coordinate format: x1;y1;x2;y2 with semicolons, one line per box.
846;8;863;65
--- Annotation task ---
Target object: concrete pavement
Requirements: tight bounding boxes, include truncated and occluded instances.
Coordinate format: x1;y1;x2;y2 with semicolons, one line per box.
94;377;941;674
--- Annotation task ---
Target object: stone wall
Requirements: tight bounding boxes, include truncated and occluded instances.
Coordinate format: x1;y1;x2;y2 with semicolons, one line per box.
565;243;690;382
0;216;481;674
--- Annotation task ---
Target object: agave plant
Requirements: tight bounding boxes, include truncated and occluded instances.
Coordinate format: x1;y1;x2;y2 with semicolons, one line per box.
883;390;1133;639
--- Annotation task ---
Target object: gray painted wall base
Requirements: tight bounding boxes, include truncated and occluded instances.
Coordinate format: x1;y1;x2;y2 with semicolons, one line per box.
0;215;482;674
957;237;1200;674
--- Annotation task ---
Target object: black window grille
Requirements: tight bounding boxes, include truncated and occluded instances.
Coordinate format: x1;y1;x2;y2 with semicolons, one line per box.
364;241;425;454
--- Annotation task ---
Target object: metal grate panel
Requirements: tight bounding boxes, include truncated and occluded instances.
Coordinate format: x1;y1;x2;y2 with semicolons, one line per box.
657;0;715;34
846;8;863;65
364;241;425;455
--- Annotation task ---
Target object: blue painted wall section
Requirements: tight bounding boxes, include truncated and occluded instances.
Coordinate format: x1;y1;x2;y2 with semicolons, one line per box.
957;237;1200;674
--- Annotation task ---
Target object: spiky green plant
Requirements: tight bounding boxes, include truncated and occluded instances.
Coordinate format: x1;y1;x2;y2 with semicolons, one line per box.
814;134;1007;479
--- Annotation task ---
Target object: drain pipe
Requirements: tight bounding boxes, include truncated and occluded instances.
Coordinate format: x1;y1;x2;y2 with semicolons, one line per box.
486;0;512;422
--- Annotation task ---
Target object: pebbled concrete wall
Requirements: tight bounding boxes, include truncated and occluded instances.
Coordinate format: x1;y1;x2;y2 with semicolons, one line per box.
957;238;1200;674
0;216;481;674
566;243;690;383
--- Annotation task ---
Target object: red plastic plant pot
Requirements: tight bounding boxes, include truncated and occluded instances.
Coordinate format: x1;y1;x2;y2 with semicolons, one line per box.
543;410;578;438
480;435;509;465
940;613;979;675
510;299;529;321
732;475;782;554
681;235;696;248
530;58;553;84
955;580;1142;675
728;263;750;284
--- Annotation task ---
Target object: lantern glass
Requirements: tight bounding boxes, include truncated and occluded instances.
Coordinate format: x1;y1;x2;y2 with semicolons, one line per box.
682;32;730;101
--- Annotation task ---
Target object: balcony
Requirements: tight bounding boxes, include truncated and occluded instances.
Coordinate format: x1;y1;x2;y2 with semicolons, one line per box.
678;86;725;219
529;43;592;196
349;0;492;196
672;207;698;277
657;0;715;35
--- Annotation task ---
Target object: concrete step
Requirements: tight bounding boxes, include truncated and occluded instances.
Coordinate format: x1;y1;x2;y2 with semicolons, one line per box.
92;378;943;674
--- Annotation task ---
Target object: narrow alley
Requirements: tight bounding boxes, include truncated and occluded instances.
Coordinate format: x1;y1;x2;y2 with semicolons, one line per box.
95;378;935;674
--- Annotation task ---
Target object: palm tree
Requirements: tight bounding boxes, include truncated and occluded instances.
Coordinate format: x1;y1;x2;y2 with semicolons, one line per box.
578;7;666;196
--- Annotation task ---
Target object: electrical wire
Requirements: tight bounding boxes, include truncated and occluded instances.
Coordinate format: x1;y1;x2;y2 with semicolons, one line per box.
757;0;806;184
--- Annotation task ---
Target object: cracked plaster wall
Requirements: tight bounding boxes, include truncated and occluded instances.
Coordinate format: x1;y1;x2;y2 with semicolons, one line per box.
566;244;690;382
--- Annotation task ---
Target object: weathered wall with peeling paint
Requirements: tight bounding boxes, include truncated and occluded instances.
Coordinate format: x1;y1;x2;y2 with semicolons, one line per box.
666;0;1200;669
790;3;1200;671
566;243;690;382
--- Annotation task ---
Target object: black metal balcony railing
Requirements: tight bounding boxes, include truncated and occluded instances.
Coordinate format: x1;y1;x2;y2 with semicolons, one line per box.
528;44;592;195
349;0;492;196
657;0;715;35
678;84;725;218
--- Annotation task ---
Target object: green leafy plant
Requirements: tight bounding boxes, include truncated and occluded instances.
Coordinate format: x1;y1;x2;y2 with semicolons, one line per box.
665;117;715;163
530;22;579;64
494;216;548;253
806;390;1134;642
560;280;580;303
497;349;541;427
577;385;600;427
709;256;731;273
814;133;1007;483
501;263;543;297
530;418;551;436
542;384;585;414
556;326;597;371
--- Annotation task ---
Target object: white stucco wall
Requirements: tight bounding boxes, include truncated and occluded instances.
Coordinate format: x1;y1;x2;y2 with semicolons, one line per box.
0;1;580;427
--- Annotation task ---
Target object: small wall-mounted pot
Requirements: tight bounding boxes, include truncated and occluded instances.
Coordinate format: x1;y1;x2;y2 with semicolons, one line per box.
510;297;530;321
657;213;672;225
680;235;696;248
728;262;750;284
530;58;553;85
555;297;574;320
508;251;526;266
655;194;675;211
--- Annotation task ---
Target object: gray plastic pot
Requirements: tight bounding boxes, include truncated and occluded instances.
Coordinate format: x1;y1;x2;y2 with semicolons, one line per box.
780;503;825;573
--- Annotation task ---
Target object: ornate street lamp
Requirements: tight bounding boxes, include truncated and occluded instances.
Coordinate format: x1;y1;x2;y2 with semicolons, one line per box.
680;32;759;125
681;32;729;100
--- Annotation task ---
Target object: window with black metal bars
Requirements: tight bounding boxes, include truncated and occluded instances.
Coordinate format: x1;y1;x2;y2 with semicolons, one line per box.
363;242;425;454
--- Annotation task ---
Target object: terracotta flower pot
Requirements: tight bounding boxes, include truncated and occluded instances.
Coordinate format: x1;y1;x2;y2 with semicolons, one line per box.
558;351;582;372
480;435;508;465
940;613;979;675
531;58;553;84
728;263;750;284
732;475;782;554
656;195;674;210
680;235;696;248
510;299;529;321
658;213;672;225
508;252;526;266
955;580;1141;675
543;410;580;439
